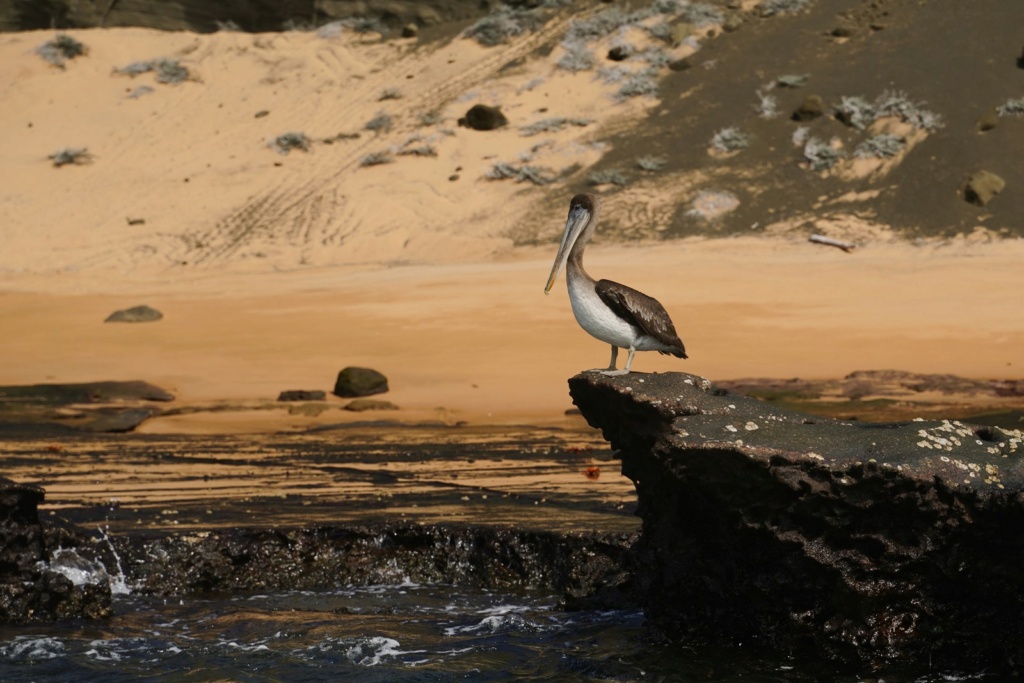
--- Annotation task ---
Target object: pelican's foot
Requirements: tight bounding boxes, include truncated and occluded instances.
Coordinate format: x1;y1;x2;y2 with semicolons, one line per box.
598;369;630;377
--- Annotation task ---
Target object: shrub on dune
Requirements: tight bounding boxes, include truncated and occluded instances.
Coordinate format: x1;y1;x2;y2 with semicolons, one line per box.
49;148;93;167
37;34;86;68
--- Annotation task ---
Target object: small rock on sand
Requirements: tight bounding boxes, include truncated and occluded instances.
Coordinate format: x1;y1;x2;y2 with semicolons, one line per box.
105;305;163;323
963;171;1005;207
458;104;507;131
791;95;825;121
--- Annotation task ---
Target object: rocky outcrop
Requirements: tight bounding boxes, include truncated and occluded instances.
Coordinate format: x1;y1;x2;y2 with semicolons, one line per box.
569;371;1024;672
0;477;111;622
116;524;634;603
713;369;1024;424
0;381;174;433
0;472;634;620
0;381;174;406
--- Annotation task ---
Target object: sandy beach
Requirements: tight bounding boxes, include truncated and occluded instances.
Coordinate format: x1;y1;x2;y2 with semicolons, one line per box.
2;236;1022;433
1;19;1022;434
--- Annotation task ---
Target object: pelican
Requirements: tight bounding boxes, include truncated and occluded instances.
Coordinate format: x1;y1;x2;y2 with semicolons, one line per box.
544;193;687;375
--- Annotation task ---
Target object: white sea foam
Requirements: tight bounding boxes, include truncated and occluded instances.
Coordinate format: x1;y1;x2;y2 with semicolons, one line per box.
84;639;123;662
346;637;404;666
301;636;426;667
0;636;65;661
444;613;548;636
476;602;534;615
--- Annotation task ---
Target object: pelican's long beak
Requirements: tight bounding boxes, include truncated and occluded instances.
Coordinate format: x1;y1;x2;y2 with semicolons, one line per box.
544;205;589;295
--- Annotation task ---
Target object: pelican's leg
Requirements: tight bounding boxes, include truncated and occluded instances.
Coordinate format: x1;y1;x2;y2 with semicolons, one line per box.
591;346;618;373
623;346;637;372
600;347;635;377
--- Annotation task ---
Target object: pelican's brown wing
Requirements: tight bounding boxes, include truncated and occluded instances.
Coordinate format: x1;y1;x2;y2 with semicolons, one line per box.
595;279;687;358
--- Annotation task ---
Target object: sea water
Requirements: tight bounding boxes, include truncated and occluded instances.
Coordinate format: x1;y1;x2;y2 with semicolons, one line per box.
0;579;984;682
0;583;659;682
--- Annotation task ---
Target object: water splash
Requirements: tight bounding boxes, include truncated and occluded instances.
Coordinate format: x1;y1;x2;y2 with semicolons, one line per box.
44;548;110;587
97;525;131;595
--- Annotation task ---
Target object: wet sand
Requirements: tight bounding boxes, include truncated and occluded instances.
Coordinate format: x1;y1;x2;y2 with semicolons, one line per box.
1;423;638;535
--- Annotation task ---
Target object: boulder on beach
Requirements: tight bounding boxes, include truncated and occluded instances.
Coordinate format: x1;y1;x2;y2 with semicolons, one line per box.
104;305;163;323
569;370;1024;673
333;367;389;398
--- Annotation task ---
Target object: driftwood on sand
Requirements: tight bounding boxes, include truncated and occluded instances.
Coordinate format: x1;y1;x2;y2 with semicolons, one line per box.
808;234;856;252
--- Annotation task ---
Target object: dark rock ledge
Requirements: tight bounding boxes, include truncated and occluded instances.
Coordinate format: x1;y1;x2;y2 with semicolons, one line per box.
569;371;1024;673
0;477;111;622
0;474;634;622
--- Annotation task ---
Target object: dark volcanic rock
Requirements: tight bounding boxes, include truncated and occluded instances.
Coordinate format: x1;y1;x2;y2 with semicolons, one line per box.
721;15;743;32
105;305;163;323
333;367;389;397
78;407;155;432
277;390;327;402
0;477;111;622
607;45;633;61
458;104;508;131
718;369;1024;402
963;170;1005;206
568;371;1024;672
0;381;173;433
667;57;692;72
116;524;635;603
791;94;825;121
0;380;174;406
977;108;1000;132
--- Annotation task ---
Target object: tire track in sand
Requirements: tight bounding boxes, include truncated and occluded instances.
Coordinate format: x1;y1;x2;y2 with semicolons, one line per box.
185;10;590;265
